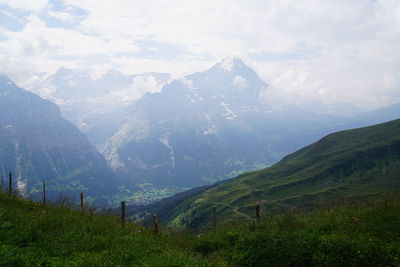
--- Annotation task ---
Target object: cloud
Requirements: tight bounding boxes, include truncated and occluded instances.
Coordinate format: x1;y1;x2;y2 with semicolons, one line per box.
0;0;399;109
47;9;75;22
0;0;48;12
263;69;325;106
382;72;400;98
94;74;169;107
0;15;139;85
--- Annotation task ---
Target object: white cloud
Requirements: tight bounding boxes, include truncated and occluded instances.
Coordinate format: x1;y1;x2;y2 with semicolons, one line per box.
47;10;75;22
94;74;168;107
383;72;396;89
130;75;163;96
0;0;48;12
263;70;326;106
0;0;399;108
0;15;139;86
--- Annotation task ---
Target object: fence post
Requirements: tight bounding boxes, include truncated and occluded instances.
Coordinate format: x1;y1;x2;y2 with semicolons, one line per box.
80;192;84;214
255;203;260;222
153;215;159;234
8;172;12;196
121;201;126;227
43;180;46;206
212;206;216;231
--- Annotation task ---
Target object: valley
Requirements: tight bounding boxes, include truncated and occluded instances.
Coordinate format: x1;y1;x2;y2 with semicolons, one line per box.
1;58;400;207
25;58;400;204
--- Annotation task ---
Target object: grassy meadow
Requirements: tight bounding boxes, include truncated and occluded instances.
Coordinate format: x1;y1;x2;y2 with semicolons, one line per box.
1;191;400;266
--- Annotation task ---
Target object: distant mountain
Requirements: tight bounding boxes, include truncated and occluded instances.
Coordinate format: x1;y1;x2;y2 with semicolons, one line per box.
100;57;349;188
32;67;171;140
306;101;366;116
0;75;128;205
346;103;400;127
135;118;400;229
30;58;400;201
34;67;170;102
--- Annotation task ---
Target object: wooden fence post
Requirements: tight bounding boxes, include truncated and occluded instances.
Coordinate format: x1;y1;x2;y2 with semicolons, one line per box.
255;203;260;222
80;192;84;214
212;206;216;231
121;201;126;227
8;172;12;196
43;180;46;206
153;215;159;234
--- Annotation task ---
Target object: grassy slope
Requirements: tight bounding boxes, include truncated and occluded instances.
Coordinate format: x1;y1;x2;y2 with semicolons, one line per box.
1;192;399;266
195;198;400;266
162;118;400;229
0;193;210;266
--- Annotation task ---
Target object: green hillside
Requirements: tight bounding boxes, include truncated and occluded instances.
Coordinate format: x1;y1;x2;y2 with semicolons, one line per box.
0;193;210;266
155;118;400;229
1;192;400;266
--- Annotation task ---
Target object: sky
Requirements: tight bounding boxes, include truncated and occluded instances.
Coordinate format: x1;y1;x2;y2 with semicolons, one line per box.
0;0;399;109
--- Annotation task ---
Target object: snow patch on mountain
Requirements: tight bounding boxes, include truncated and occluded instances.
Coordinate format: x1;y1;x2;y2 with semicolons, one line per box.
102;117;149;169
220;102;237;120
159;134;176;168
203;113;217;135
181;78;194;89
220;57;235;71
232;75;248;88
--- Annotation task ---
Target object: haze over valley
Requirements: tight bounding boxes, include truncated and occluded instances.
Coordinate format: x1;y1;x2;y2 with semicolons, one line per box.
0;57;399;205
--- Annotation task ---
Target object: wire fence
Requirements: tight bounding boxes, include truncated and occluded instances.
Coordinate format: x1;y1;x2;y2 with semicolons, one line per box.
2;171;400;234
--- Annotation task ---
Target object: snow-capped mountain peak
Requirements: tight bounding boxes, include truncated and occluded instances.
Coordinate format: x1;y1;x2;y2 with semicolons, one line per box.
214;56;246;72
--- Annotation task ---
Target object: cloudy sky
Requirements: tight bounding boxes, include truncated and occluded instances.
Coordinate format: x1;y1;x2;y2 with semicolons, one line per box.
0;0;399;109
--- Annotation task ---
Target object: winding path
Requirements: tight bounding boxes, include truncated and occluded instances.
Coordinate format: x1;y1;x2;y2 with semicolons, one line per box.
201;200;254;221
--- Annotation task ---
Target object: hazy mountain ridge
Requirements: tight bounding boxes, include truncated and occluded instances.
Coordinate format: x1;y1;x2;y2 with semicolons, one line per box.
100;58;294;187
34;67;171;102
0;75;128;205
100;58;399;189
32;67;171;144
29;57;400;199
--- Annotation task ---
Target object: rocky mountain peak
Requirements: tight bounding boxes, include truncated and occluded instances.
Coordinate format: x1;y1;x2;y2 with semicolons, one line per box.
213;56;248;72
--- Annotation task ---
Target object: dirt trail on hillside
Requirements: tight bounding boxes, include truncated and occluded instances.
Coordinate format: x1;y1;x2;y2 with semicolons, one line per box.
201;200;254;221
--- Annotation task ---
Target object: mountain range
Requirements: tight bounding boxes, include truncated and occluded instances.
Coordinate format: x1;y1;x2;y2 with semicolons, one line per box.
24;57;400;201
2;57;388;207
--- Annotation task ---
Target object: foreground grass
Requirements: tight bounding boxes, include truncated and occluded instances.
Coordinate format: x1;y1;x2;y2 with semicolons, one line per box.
1;192;400;266
192;199;400;266
0;193;213;266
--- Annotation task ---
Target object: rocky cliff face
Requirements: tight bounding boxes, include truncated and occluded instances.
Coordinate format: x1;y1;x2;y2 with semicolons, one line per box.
0;75;123;205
